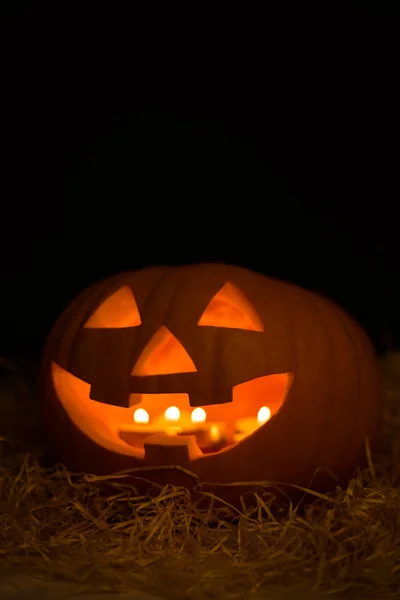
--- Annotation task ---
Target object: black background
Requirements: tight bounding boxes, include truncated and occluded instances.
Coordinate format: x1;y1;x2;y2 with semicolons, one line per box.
1;3;399;360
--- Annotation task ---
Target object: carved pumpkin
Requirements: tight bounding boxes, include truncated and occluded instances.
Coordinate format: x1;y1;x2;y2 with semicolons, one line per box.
40;264;383;506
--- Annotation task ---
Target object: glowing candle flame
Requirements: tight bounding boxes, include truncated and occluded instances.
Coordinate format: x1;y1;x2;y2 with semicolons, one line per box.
210;424;220;442
164;406;180;422
191;407;206;424
133;408;149;424
257;406;271;425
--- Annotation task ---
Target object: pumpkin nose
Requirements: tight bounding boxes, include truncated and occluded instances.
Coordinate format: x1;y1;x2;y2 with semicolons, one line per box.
131;325;197;376
129;326;232;406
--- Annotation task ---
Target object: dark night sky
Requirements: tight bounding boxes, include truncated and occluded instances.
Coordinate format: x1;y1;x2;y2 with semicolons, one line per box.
1;4;399;358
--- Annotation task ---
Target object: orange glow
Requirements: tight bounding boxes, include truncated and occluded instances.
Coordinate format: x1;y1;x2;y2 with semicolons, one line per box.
51;361;141;456
232;373;291;422
191;407;206;423
131;326;197;376
50;362;292;457
166;426;183;435
197;282;264;331
84;286;141;329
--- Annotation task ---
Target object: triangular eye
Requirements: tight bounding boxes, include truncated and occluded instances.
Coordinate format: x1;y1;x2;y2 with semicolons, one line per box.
84;286;141;329
131;326;197;376
198;282;264;332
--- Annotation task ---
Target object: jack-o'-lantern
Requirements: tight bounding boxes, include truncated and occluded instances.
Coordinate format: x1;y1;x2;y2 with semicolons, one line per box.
40;264;383;506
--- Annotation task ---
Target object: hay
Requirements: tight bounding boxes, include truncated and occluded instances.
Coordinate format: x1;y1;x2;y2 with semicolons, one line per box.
1;353;400;598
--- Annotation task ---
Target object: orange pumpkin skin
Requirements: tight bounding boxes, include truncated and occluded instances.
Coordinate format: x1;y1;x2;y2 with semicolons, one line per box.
40;264;384;506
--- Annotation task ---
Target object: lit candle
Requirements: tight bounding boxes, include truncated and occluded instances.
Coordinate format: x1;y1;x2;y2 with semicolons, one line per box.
180;417;227;451
171;406;226;451
119;407;166;447
163;406;183;435
200;423;226;453
134;408;149;424
119;405;227;452
233;406;271;443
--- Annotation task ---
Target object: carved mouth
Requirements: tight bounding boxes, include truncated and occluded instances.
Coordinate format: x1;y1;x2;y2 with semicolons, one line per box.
51;361;293;458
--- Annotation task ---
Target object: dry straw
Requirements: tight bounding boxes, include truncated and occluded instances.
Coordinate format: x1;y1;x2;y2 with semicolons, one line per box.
1;353;400;598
